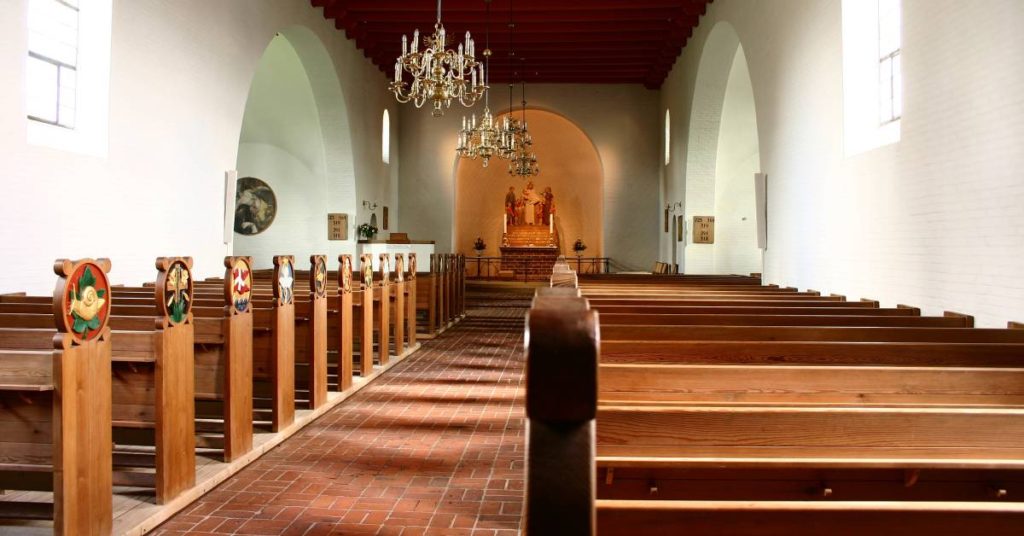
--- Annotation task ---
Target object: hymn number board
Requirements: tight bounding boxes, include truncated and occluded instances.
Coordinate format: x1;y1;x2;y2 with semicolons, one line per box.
692;216;715;244
328;213;349;241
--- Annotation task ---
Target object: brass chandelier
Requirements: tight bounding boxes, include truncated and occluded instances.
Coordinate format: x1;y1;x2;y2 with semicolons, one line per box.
456;1;500;166
387;0;486;117
508;81;539;178
497;0;538;177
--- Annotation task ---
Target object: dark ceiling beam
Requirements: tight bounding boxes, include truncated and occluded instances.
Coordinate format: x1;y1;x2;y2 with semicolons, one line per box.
336;0;687;11
333;9;681;24
314;0;713;87
357;20;673;34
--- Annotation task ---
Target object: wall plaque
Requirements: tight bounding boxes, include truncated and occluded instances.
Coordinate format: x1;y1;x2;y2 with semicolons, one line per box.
692;216;715;244
328;213;348;241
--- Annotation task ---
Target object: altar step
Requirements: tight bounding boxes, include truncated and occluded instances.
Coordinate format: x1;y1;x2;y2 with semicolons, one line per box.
505;224;556;248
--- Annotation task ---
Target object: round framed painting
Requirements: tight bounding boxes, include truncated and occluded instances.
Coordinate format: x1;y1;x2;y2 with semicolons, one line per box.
234;177;277;235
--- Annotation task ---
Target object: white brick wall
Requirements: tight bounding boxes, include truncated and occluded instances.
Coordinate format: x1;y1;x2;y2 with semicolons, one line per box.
662;0;1024;326
0;0;396;293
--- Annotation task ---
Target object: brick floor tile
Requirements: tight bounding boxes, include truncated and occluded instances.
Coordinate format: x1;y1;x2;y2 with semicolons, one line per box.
153;288;529;535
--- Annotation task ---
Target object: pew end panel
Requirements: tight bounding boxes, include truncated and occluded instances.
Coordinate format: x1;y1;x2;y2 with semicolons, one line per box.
51;258;115;535
222;256;254;462
306;255;329;406
337;255;355;390
152;256;197;503
525;295;599;536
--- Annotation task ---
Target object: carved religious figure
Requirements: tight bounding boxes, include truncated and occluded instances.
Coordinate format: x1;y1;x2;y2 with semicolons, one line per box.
542;187;555;225
521;181;544;225
504;186;518;226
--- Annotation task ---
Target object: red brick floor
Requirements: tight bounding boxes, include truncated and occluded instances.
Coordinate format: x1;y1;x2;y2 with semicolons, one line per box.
152;287;532;536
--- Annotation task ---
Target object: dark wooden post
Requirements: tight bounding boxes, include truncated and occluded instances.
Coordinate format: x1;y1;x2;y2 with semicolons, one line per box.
222;256;254;461
524;291;598;536
337;254;355;389
308;255;330;404
153;257;197;503
52;258;114;535
271;255;296;432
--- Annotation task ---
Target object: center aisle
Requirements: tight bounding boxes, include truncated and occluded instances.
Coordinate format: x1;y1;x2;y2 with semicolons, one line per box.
154;286;534;536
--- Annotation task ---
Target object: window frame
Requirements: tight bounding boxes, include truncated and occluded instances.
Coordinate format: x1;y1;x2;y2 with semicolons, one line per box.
664;109;671;166
877;0;902;126
27;0;81;129
382;109;391;165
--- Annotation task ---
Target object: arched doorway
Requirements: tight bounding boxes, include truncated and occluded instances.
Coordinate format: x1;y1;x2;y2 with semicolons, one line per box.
454;109;604;262
234;28;356;269
683;22;762;275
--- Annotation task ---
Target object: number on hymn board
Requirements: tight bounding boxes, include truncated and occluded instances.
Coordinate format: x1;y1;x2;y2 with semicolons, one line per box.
328;213;349;241
692;216;715;244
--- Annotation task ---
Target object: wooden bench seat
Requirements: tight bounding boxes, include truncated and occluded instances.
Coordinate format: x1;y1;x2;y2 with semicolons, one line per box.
525;270;1024;535
0;259;113;534
596;500;1024;535
601;325;1024;342
597;313;967;327
591;305;916;315
0;258;197;505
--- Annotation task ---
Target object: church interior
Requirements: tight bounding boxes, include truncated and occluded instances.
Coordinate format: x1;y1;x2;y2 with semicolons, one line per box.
1;0;1023;534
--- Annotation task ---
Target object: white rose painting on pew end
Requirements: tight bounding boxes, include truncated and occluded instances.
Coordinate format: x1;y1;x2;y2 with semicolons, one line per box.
234;177;277;235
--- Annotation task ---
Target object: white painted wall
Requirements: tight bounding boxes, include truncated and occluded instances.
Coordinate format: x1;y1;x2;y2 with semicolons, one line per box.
0;0;397;293
399;84;661;272
235;35;328;269
663;0;1024;326
712;47;762;275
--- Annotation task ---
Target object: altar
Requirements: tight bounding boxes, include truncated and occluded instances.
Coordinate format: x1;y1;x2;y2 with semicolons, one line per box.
357;233;435;271
498;182;561;280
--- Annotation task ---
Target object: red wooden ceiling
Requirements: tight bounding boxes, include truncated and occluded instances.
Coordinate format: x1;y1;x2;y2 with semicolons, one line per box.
310;0;713;89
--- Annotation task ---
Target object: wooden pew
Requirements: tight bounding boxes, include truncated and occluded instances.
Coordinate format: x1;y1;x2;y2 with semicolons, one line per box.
176;256;307;431
391;254;406;357
299;255;329;407
354;254;376;376
434;254;447;330
0;258;197;505
211;256;254;461
525;272;1024;535
111;257;260;459
415;256;439;337
377;254;392;366
406;254;418;350
334;254;355;390
0;259;113;534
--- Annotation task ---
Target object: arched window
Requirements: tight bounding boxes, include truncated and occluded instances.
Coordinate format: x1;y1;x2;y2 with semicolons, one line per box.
664;109;671;166
382;109;391;164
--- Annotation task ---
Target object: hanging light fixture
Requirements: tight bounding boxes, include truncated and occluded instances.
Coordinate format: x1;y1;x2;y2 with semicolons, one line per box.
509;78;540;178
497;0;522;161
456;0;500;167
388;0;486;117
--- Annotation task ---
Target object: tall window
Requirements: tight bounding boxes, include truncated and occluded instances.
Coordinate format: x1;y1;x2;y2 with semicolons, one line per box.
382;109;391;164
877;0;902;124
27;0;80;128
842;0;901;155
664;109;671;166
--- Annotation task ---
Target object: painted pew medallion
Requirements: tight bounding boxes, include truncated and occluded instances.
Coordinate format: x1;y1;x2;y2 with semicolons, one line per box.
0;259;114;534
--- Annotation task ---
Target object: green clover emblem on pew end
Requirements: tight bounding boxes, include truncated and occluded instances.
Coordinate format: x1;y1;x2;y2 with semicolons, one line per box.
165;262;191;324
68;266;107;338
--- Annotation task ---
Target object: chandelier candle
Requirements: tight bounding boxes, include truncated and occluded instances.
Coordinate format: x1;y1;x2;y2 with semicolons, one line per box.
388;0;485;116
